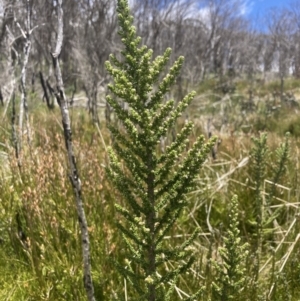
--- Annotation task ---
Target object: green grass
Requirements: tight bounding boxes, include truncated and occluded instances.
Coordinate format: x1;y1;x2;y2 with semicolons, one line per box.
1;80;300;300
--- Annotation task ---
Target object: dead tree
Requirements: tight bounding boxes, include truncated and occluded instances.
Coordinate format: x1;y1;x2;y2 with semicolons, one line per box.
267;9;294;101
11;90;19;166
18;0;32;155
0;86;3;106
39;71;54;109
51;1;95;300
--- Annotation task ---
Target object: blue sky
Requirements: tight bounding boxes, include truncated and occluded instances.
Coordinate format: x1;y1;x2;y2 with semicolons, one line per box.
238;0;290;31
247;0;288;18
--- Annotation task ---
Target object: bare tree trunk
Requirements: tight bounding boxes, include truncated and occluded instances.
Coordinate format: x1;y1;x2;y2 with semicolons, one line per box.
280;73;284;102
3;17;21;165
51;1;95;301
0;86;3;106
18;0;32;159
11;89;20;166
31;72;35;93
84;81;99;124
91;80;99;124
39;71;54;109
70;80;77;106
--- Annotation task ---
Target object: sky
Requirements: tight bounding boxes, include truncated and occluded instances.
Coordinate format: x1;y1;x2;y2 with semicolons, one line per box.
174;0;291;30
240;0;290;31
244;0;289;19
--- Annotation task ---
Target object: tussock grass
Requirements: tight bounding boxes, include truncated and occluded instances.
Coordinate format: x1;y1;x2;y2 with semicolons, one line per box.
0;87;300;300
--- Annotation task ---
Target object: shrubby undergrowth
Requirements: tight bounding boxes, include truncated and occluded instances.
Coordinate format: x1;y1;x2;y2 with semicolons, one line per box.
0;0;300;300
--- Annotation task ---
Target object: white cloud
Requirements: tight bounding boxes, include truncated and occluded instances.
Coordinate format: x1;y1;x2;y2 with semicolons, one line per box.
240;0;254;16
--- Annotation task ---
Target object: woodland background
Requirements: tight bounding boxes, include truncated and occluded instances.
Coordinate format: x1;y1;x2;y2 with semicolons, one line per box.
1;0;300;112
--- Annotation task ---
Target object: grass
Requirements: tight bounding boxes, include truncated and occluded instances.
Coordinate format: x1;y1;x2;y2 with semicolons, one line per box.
1;78;300;300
